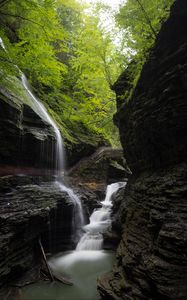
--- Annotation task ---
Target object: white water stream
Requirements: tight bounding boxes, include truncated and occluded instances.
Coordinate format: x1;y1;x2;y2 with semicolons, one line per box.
0;37;6;50
76;182;126;251
21;64;85;243
21;75;85;241
24;181;126;300
21;74;64;173
55;181;85;243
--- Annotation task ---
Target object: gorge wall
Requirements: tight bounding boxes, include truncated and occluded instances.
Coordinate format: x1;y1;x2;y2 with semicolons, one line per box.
0;77;56;172
0;71;110;297
98;0;187;299
0;175;79;298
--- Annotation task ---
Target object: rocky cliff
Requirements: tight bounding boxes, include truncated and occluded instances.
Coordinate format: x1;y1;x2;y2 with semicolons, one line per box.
98;0;187;299
0;175;78;298
0;76;57;172
0;73;106;297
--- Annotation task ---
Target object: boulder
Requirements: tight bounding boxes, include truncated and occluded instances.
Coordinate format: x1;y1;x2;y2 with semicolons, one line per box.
67;147;130;184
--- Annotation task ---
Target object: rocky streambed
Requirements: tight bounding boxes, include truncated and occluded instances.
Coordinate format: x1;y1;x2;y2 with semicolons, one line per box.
0;175;106;298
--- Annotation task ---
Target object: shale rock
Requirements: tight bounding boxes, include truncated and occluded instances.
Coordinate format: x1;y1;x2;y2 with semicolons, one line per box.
67;147;130;184
0;78;56;171
98;1;187;299
114;0;187;174
0;177;75;298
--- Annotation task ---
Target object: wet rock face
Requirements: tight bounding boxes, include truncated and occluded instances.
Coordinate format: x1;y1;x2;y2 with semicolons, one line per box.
0;89;55;172
98;1;187;299
0;176;75;296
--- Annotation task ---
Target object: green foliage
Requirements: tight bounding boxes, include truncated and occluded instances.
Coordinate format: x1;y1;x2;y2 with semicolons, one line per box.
2;0;67;90
0;30;18;80
115;0;174;103
0;0;174;149
0;0;121;147
117;0;174;59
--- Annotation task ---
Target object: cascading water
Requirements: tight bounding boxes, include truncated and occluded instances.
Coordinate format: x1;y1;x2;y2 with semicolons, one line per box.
0;37;6;50
21;75;64;174
24;181;126;300
21;76;85;241
0;37;84;243
76;182;126;251
0;37;64;173
55;181;84;243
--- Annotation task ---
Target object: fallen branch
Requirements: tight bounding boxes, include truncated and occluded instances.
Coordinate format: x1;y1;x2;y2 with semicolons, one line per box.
38;238;54;282
38;238;73;286
41;269;73;286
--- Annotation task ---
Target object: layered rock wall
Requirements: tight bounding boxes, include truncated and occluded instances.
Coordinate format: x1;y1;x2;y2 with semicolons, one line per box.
114;0;187;174
68;147;130;184
0;76;75;296
0;176;76;297
0;78;55;172
98;1;187;299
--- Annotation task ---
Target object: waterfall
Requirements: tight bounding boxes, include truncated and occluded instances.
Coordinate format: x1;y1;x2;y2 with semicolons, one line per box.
0;36;64;173
21;76;85;242
55;181;85;243
0;37;84;243
76;182;126;251
20;76;85;241
0;37;6;51
21;74;64;174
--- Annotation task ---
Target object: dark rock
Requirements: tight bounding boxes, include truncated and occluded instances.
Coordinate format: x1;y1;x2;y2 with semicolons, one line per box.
67;147;130;184
0;83;56;172
66;142;98;169
0;177;76;297
112;60;139;110
99;164;187;300
114;0;187;175
98;1;187;299
67;147;130;224
64;121;110;168
103;230;121;250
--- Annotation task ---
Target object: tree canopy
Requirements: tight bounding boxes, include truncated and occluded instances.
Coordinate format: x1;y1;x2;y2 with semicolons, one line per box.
115;0;174;99
0;0;174;147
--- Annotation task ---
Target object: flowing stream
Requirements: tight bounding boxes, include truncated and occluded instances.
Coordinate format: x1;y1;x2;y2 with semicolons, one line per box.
23;182;125;300
76;182;126;251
